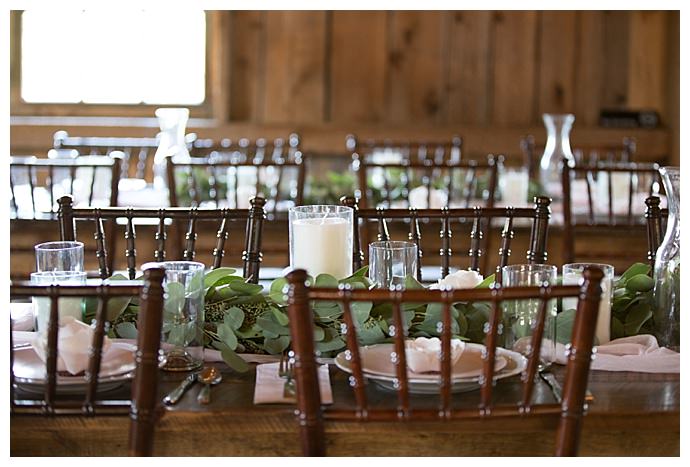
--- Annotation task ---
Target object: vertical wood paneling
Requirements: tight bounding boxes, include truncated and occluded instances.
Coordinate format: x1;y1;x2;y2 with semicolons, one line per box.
228;11;265;122
602;11;630;108
446;11;492;124
665;11;679;167
330;11;388;123
627;11;667;115
263;12;327;124
537;11;576;115
491;11;538;125
387;11;447;124
574;11;606;126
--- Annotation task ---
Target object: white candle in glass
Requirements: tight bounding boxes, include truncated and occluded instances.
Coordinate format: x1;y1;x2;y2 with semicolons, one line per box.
562;264;614;345
31;271;87;332
289;206;353;279
499;168;529;206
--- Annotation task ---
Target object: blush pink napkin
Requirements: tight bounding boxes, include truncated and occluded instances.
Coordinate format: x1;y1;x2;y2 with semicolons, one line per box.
555;335;680;373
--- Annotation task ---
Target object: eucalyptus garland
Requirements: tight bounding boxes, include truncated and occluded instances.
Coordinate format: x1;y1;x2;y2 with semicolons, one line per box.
99;263;655;372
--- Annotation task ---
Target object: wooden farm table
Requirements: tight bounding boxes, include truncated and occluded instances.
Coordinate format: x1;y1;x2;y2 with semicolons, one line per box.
10;363;679;456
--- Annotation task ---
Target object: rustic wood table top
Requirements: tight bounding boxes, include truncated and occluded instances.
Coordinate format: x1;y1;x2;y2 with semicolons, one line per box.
10;361;679;456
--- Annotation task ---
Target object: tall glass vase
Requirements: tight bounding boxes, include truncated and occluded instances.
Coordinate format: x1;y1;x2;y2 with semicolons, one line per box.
153;107;191;191
653;167;680;350
539;113;575;202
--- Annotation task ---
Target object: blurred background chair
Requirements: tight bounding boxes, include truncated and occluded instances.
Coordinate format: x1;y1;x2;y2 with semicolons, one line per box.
57;195;266;282
284;266;604;456
10;267;165;456
561;160;662;268
342;195;551;282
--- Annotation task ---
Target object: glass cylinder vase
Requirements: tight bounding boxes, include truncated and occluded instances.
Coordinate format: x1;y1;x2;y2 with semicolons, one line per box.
539;113;575;202
652;166;680;350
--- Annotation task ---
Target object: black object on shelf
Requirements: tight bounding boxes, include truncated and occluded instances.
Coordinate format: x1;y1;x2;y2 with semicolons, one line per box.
599;109;660;128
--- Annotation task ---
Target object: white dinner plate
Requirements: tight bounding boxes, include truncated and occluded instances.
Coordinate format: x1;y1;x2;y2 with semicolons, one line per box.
12;342;137;395
334;343;527;394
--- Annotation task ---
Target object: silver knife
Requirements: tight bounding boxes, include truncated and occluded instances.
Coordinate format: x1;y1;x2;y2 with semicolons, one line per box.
163;373;197;406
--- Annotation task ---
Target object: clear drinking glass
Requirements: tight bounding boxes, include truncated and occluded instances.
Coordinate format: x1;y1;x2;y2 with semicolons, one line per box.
143;261;205;372
35;241;84;272
502;264;558;369
562;263;614;346
369;241;418;289
289;205;353;279
30;271;87;332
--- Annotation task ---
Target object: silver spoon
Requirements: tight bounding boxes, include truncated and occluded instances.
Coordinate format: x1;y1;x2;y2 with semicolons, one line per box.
196;366;222;405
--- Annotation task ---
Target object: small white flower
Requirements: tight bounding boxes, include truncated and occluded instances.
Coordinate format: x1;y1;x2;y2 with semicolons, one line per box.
430;269;483;290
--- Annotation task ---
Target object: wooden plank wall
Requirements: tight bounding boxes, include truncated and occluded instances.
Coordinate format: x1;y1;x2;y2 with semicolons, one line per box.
225;10;675;134
10;10;678;165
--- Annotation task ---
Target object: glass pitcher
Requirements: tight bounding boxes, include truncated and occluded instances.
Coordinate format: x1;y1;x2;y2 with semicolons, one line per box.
652;166;680;350
539;113;575;203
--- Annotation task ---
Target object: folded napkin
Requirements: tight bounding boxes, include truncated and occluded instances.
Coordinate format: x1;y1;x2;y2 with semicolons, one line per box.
253;362;333;405
405;337;464;373
11;302;35;332
31;317;111;375
555;334;680;373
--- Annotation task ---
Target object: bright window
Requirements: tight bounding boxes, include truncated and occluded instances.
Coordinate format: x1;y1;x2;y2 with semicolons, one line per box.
20;10;206;105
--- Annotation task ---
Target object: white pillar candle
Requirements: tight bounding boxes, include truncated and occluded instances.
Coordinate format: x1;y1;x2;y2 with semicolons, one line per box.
291;217;352;279
562;269;613;345
500;169;529;206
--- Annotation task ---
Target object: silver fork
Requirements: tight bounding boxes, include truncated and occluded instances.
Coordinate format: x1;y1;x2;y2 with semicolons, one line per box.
282;353;296;398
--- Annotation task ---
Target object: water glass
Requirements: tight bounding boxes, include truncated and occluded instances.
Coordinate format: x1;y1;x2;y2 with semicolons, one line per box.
369;241;418;289
289;205;353;279
143;261;205;372
30;271;87;332
35;241;84;272
562;263;614;345
502;264;558;369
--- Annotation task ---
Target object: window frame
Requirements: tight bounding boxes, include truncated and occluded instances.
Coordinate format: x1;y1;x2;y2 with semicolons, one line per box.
9;10;225;119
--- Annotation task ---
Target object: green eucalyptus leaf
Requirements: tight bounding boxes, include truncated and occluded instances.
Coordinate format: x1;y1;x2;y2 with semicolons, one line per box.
463;304;490;344
350;301;372;324
404;275;424;290
167;323;188;347
224;307;245;330
264;335;291;354
619;263;651;284
358;320;386;345
315;274;339;288
229;280;263;296
312;326;325;341
164;282;185;316
349;265;369;278
611;316;625;340
475;274;496;288
115;322;138;339
217;322;239;350
256;314;290;336
625;274;655;293
203;267;237;288
624;303;653;335
555;308;576;344
216;342;249;373
270;307;289;326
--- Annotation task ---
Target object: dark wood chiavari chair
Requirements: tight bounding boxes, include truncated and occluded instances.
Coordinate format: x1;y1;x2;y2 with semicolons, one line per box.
10;154;122;220
53;130;169;182
284;266;605;456
644;195;669;269
166;150;306;220
10;267;165;456
562;160;662;265
346;134;463;164
521;135;637;178
341;196;551;282
188;132;301;159
57;195;266;282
